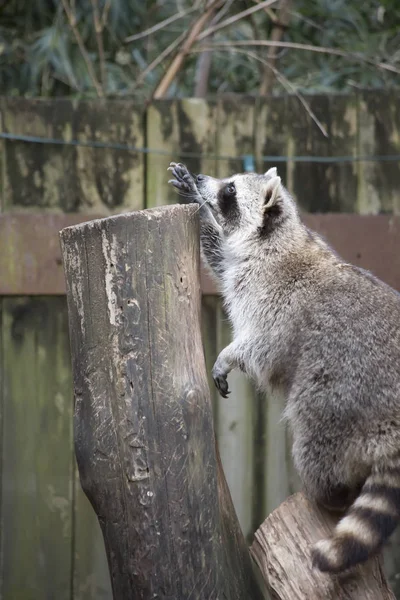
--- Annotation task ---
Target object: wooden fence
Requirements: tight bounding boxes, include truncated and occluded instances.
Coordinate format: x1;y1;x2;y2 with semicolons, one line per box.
1;93;400;599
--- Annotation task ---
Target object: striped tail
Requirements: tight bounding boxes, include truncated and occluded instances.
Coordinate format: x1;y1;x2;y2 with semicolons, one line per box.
312;463;400;573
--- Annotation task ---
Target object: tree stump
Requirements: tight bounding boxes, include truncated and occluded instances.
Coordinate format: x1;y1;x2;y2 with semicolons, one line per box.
60;204;265;600
251;492;395;600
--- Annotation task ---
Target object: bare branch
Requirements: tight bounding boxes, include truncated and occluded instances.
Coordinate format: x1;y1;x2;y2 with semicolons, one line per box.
90;0;106;91
197;0;279;42
61;0;103;97
153;0;224;100
137;31;187;85
196;40;400;76
198;45;329;137
100;0;112;29
125;5;199;43
212;0;236;25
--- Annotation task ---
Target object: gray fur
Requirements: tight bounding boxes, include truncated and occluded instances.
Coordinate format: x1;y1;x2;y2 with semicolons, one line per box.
168;162;400;573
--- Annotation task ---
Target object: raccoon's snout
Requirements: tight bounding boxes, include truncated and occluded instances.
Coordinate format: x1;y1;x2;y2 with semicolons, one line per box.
196;174;215;199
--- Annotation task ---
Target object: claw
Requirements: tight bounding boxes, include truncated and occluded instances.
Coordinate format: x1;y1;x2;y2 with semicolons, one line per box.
213;374;230;398
168;162;199;204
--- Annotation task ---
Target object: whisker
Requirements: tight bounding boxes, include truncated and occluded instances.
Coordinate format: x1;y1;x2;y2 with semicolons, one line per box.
192;199;209;214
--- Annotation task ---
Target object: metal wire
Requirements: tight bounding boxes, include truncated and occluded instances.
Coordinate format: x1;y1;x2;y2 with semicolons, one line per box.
1;131;400;164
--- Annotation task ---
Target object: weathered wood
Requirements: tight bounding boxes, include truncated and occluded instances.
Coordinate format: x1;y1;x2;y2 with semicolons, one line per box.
177;98;218;178
251;492;395;600
0;213;215;295
73;472;112;600
0;102;5;212
0;98;145;213
255;95;289;188
0;298;3;594
216;300;256;540
0;297;73;600
328;95;358;212
286;95;358;212
146;98;218;208
263;391;293;515
146;100;180;207
357;92;400;215
60;204;265;600
216;95;256;177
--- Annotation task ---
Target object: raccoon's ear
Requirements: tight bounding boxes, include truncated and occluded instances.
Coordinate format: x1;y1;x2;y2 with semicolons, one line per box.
264;167;278;179
262;175;282;210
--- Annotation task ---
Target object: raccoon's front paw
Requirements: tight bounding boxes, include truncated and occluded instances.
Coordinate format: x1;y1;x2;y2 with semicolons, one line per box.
212;367;230;399
168;162;197;199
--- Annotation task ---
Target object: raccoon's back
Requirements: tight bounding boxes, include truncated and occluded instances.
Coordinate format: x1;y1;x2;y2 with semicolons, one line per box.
294;263;400;414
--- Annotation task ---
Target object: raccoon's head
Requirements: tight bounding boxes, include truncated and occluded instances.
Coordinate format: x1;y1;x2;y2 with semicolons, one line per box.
195;167;300;240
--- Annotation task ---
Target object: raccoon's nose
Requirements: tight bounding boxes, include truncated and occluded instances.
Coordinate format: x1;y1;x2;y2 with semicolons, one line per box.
196;174;206;183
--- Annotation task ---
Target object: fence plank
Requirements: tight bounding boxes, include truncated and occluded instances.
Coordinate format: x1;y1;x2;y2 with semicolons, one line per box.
328;94;358;212
255;95;289;185
215;302;256;541
1;98;144;213
0;101;5;212
263;392;291;516
177;98;218;177
0;297;73;600
357;92;400;215
146;99;218;208
146;100;180;207
287;95;329;211
286;95;358;212
73;473;112;600
216;95;256;177
0;299;3;597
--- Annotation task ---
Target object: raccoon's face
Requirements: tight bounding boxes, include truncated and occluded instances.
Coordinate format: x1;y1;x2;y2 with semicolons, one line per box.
195;167;297;238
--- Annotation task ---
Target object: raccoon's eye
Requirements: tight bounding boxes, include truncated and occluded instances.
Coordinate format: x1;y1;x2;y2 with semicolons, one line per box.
224;182;236;196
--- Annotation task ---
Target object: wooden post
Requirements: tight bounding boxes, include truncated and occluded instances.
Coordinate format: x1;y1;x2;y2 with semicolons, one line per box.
251;492;395;600
60;205;265;600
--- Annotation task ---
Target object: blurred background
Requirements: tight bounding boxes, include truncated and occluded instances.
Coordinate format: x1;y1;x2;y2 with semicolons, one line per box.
1;1;400;598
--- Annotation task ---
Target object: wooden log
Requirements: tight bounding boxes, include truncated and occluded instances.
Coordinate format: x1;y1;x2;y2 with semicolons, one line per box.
251;492;395;600
60;204;265;600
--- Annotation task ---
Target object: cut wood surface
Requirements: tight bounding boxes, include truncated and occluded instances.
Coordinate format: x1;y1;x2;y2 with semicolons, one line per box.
251;492;395;600
60;204;265;600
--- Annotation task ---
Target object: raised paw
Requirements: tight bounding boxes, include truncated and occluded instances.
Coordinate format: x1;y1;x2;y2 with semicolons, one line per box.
167;162;197;199
212;371;230;399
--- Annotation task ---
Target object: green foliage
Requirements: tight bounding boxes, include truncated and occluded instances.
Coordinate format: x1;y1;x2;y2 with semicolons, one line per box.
0;0;399;97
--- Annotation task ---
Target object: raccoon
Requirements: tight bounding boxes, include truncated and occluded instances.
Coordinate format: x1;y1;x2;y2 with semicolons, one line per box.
168;161;400;574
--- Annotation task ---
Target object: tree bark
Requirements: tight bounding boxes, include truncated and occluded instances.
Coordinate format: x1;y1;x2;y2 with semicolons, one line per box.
60;204;265;600
251;492;395;600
